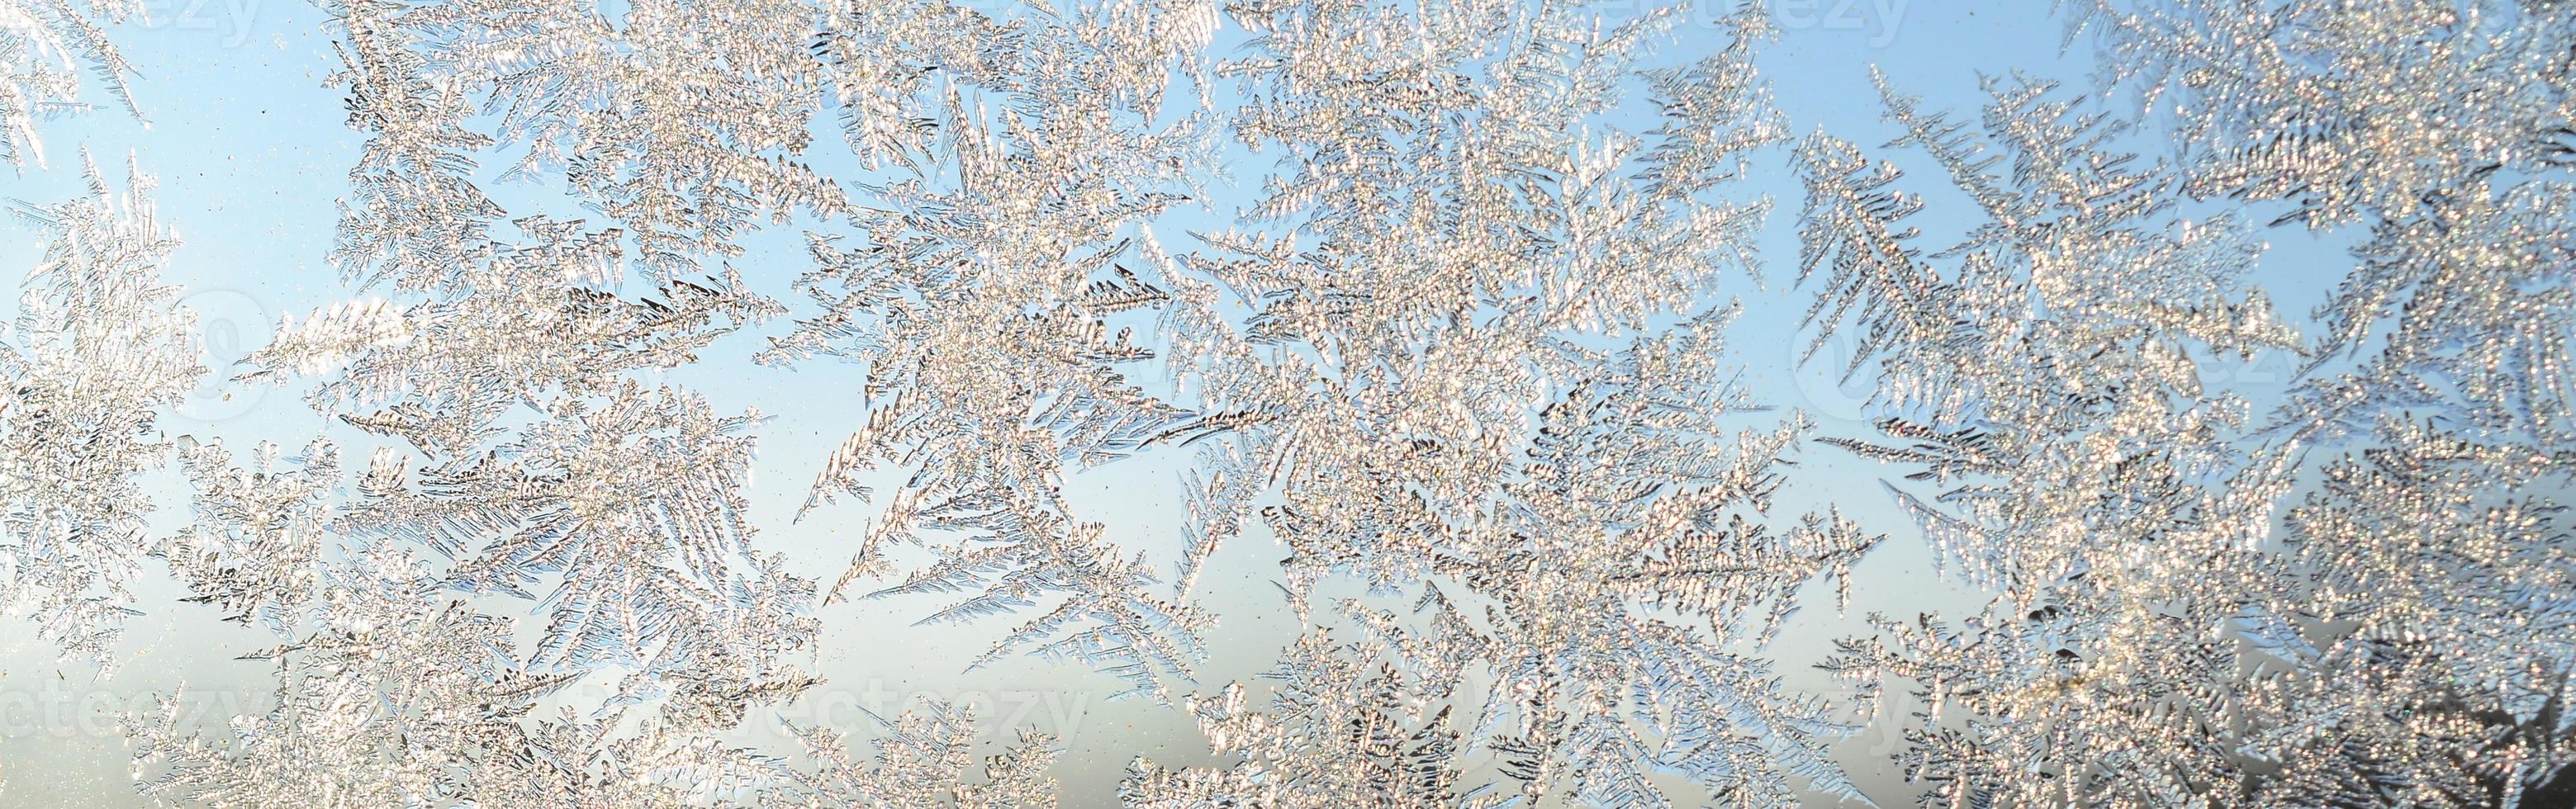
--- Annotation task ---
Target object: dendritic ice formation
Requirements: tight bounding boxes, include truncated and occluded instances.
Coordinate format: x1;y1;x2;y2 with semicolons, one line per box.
0;0;140;170
0;0;2566;807
0;153;198;674
1800;1;2576;806
1797;69;2304;807
1120;4;1879;803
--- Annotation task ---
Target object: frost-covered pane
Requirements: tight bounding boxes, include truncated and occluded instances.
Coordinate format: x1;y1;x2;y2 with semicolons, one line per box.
0;0;2566;806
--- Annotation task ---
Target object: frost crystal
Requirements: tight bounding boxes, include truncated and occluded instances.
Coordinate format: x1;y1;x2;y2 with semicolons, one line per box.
1810;2;2576;805
126;0;830;797
0;0;140;169
1799;70;2303;807
0;153;197;673
0;0;2564;806
758;0;1221;701
1128;2;1874;804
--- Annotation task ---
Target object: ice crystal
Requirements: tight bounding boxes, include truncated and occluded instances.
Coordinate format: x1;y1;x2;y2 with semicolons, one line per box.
347;0;847;281
770;700;1061;808
1122;629;1487;808
126;523;797;807
1129;2;1876;804
2080;2;2574;803
0;0;2562;806
2246;418;2575;806
761;0;1217;700
1806;2;2575;806
121;0;833;797
1165;0;1787;595
157;438;335;636
0;0;140;170
2064;0;2575;229
1799;72;2307;807
0;153;197;672
1134;312;1881;807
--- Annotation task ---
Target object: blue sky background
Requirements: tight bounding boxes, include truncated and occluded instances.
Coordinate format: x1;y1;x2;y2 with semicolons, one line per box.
0;1;2359;804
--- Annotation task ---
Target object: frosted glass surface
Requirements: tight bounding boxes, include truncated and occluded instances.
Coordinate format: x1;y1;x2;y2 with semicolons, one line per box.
0;0;2569;806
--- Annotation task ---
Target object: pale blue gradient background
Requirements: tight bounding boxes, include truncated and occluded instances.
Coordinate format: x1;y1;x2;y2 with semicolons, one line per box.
0;2;2350;804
